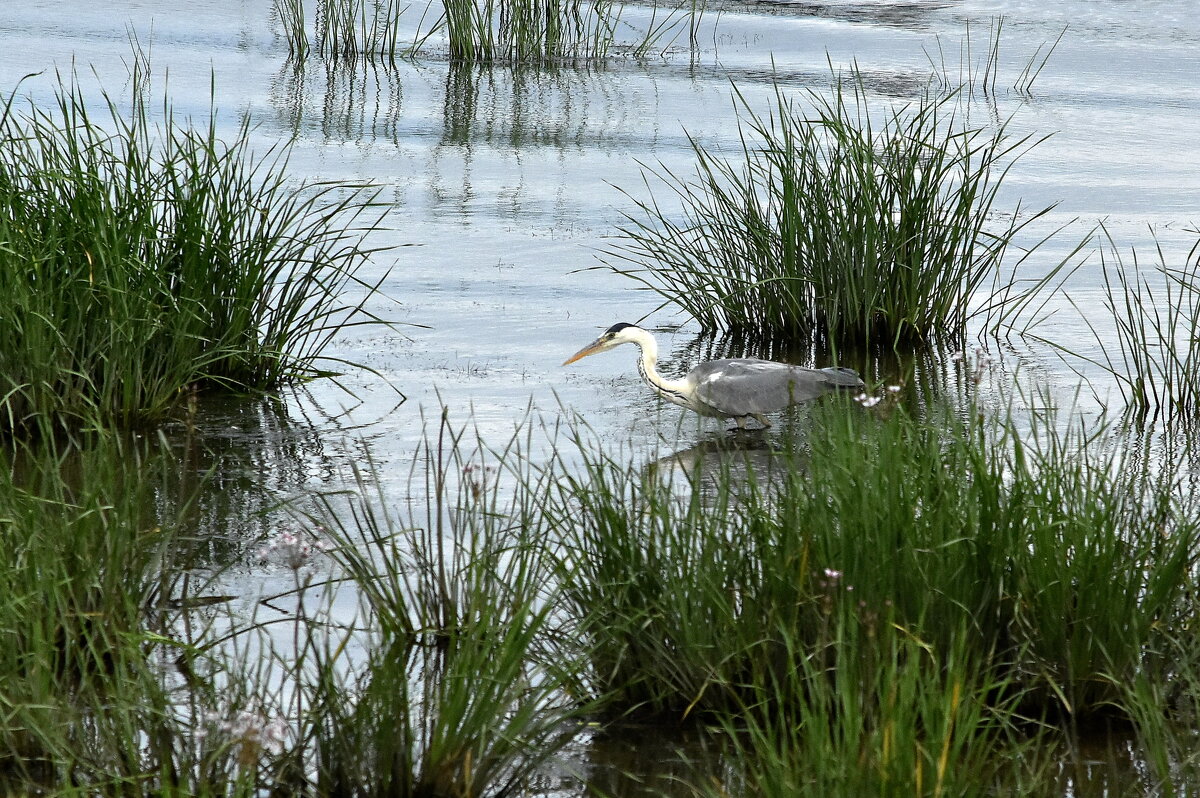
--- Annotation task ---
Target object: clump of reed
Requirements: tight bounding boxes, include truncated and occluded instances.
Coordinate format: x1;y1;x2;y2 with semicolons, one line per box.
925;15;1064;98
1051;227;1200;422
607;71;1055;348
0;71;385;432
275;0;416;60
296;413;586;796
443;0;620;63
546;393;1200;768
4;398;1200;794
275;0;697;63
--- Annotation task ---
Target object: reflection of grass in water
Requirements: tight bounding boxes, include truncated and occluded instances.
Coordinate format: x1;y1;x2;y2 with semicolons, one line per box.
607;66;1061;349
0;69;386;432
0;413;586;794
5;397;1200;793
0;430;220;791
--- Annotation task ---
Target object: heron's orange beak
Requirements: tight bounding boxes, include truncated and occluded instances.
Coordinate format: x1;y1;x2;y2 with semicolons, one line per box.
562;338;606;366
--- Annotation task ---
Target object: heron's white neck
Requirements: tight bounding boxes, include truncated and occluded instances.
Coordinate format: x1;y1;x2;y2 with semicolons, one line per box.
626;328;693;407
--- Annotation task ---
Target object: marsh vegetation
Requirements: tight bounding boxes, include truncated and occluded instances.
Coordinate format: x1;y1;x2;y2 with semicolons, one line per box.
7;391;1200;794
273;0;700;62
0;71;385;432
4;2;1200;796
607;74;1056;348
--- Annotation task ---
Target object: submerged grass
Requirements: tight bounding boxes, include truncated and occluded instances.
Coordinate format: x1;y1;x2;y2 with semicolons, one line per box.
301;412;585;796
607;69;1056;348
0;70;387;432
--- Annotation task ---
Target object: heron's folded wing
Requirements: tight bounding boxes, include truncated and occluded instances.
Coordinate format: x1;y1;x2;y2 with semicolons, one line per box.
691;359;841;416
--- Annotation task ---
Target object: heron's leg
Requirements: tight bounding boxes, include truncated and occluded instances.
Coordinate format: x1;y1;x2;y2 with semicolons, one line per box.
753;414;772;428
734;416;747;430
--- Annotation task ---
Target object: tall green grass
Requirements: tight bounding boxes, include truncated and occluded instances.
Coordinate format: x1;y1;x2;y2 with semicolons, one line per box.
444;0;611;62
290;412;585;796
0;71;386;432
547;398;1200;732
1046;227;1200;422
712;629;1054;797
607;71;1055;347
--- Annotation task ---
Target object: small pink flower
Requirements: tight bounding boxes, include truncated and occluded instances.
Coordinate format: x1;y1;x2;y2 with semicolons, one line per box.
197;708;289;765
258;529;331;570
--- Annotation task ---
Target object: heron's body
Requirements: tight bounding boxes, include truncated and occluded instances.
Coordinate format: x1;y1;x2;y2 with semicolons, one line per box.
563;323;864;429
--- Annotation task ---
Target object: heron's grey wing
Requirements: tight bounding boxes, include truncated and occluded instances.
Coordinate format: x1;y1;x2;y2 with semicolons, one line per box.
689;359;862;416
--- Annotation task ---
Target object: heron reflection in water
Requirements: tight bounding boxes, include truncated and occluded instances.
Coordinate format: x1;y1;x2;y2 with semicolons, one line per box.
563;323;865;430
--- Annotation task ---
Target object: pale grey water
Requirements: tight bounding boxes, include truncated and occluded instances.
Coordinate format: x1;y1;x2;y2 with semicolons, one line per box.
2;0;1198;792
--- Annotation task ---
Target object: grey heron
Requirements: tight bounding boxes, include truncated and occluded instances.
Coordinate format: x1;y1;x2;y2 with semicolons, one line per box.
563;323;865;429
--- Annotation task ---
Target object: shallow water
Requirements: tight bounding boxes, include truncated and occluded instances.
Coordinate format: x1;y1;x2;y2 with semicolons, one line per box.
3;0;1200;792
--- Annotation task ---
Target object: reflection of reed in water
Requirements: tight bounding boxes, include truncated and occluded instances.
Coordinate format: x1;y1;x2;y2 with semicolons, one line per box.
269;58;405;144
694;0;951;31
439;61;633;149
169;388;377;564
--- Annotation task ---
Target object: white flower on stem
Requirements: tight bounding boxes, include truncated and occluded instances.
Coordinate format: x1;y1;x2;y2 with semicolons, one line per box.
855;393;882;408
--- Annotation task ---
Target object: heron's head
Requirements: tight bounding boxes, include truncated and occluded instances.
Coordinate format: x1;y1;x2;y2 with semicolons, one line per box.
562;322;643;365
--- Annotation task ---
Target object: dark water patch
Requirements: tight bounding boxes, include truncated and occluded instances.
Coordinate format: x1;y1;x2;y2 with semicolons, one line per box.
676;0;955;31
